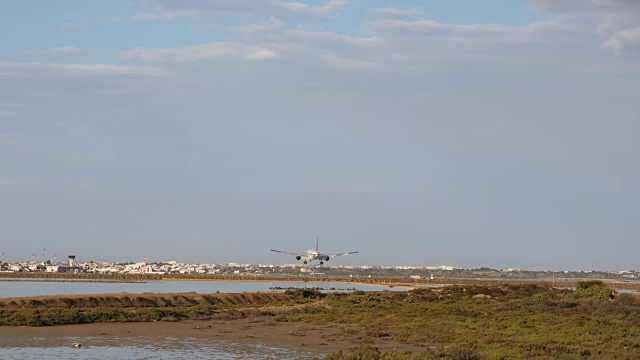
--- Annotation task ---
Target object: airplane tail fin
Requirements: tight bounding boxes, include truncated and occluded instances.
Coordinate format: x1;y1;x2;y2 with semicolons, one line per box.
316;237;319;252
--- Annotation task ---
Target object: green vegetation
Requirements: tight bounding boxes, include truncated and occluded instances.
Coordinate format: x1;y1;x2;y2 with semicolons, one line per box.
1;284;639;359
571;280;616;301
298;284;640;359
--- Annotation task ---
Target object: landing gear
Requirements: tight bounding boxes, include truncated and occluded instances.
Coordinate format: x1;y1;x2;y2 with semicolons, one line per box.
319;261;324;265
303;260;307;264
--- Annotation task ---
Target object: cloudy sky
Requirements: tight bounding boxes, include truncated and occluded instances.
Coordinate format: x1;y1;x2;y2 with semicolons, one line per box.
1;0;639;270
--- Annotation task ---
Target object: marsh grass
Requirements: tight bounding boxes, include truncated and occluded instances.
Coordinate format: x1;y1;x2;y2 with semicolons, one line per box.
322;344;481;360
314;283;640;359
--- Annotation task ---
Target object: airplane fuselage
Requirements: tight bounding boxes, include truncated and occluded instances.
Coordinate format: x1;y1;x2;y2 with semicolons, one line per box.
271;238;358;265
296;250;330;263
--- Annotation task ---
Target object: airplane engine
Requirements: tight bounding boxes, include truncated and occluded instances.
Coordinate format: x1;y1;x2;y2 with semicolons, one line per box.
296;256;301;261
321;255;330;261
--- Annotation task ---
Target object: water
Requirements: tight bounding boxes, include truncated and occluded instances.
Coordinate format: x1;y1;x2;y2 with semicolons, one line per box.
617;289;640;294
554;286;639;295
0;334;321;359
0;279;403;298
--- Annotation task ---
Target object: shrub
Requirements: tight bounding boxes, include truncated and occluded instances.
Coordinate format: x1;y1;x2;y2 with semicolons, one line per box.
572;281;615;301
285;288;323;299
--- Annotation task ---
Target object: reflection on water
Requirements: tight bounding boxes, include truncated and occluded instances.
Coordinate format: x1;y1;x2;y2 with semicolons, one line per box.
0;334;321;360
0;279;405;298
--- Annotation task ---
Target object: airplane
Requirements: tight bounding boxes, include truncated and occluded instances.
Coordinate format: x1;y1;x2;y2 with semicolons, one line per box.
270;238;358;265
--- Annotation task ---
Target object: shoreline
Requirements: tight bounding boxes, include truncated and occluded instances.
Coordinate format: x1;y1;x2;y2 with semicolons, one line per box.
2;270;640;295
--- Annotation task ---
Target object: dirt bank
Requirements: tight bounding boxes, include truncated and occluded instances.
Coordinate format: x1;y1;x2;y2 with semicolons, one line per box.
0;292;293;309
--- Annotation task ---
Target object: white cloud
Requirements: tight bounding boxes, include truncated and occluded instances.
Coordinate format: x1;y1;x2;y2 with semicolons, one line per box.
275;0;346;17
245;49;280;60
530;0;640;13
120;43;279;62
603;27;640;51
133;8;230;21
595;13;636;35
223;17;286;37
370;19;513;34
0;62;164;77
133;0;346;21
41;47;92;57
133;0;255;21
286;29;385;47
368;7;422;18
529;0;640;53
366;16;573;46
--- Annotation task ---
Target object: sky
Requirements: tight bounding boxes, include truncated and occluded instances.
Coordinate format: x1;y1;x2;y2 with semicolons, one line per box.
1;0;639;271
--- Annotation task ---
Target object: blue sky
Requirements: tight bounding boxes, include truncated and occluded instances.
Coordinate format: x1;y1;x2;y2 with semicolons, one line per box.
1;0;639;270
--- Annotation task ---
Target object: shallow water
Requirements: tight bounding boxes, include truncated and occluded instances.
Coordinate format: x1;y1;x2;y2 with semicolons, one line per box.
0;334;322;359
0;279;403;298
616;289;639;294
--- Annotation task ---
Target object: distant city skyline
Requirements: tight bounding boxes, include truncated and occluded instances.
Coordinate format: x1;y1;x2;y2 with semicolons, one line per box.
0;247;637;273
1;1;639;271
2;251;638;274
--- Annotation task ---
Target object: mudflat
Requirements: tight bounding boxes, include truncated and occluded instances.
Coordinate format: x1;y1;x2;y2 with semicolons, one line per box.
0;319;427;354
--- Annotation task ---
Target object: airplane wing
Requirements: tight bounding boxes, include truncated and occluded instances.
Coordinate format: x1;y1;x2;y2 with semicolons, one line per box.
329;251;359;257
270;249;307;257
